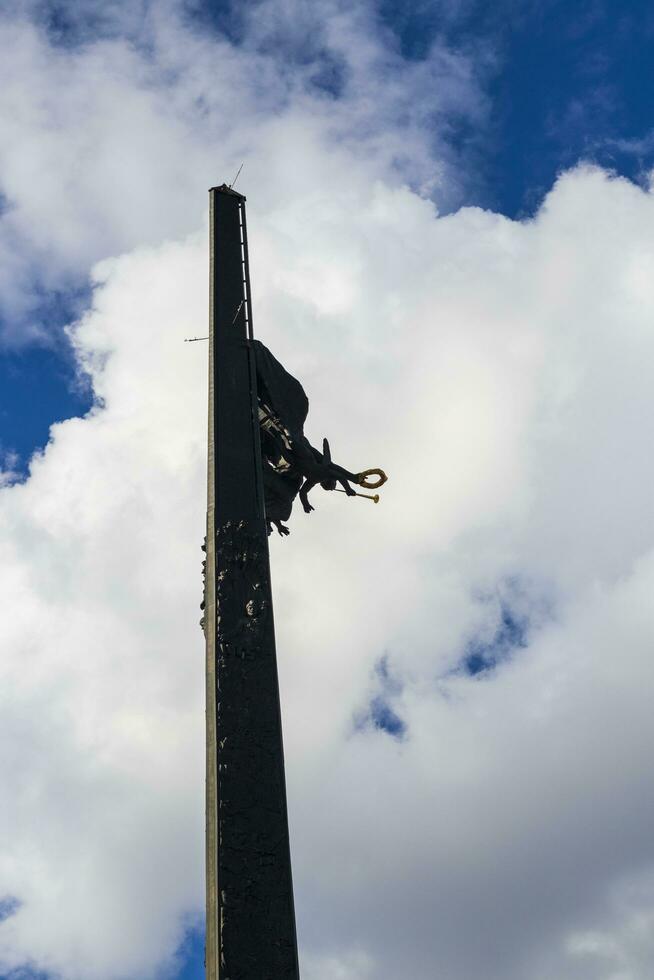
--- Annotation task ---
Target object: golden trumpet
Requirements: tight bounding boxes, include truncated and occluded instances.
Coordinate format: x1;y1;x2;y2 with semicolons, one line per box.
335;489;380;503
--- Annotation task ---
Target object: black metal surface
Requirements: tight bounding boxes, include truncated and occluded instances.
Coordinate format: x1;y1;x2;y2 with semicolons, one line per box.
208;185;300;980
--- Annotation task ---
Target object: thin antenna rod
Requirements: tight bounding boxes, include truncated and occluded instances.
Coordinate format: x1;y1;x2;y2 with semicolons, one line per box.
229;162;244;189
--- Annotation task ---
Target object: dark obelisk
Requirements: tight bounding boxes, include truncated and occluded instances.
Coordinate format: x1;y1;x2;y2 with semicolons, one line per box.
205;185;300;979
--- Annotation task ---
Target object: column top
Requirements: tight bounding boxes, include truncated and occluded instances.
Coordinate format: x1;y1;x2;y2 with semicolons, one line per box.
208;183;246;200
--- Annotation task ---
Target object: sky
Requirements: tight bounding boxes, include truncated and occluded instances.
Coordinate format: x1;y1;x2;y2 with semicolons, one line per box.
2;1;654;979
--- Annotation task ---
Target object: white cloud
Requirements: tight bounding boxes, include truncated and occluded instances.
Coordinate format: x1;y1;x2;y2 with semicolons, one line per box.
0;235;208;980
2;4;654;980
0;0;483;345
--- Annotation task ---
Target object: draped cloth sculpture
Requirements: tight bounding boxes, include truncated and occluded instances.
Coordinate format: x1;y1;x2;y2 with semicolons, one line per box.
252;340;387;536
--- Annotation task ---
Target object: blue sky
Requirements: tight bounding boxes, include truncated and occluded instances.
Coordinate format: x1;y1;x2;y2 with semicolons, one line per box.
4;2;654;980
387;0;654;215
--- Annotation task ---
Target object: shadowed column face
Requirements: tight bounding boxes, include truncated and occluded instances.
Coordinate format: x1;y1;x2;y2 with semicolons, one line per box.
205;186;300;980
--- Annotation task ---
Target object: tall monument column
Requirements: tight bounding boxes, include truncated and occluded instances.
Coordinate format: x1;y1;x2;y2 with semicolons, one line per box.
204;184;300;979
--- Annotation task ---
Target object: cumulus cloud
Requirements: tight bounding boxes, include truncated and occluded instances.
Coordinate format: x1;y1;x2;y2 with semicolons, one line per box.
2;3;654;980
0;235;208;980
263;167;654;980
0;0;483;344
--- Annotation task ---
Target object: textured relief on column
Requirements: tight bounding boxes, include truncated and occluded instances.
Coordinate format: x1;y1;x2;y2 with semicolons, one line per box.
200;537;207;633
215;519;298;979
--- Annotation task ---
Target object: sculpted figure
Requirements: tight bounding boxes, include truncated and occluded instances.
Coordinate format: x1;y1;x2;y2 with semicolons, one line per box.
252;341;386;536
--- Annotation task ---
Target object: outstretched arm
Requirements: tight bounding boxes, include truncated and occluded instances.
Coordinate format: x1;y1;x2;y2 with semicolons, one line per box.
337;477;357;495
299;478;318;513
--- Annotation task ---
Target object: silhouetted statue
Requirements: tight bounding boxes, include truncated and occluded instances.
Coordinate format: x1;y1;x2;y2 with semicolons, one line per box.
252;341;386;536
